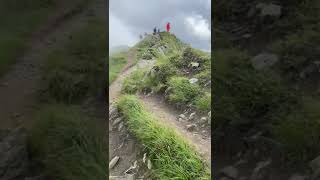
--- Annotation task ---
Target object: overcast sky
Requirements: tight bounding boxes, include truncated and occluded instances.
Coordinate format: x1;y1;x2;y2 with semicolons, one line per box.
109;0;211;51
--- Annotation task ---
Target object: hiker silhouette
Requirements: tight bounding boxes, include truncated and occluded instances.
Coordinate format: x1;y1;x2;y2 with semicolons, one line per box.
153;27;157;34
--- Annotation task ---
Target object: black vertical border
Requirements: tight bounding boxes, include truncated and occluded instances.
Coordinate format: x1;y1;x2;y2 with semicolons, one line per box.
104;0;110;178
211;0;214;178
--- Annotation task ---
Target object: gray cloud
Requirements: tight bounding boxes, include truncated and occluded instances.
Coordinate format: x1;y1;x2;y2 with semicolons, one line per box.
110;0;211;51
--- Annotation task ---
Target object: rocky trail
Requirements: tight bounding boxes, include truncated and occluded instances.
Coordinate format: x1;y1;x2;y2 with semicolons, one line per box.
109;48;211;178
139;95;211;166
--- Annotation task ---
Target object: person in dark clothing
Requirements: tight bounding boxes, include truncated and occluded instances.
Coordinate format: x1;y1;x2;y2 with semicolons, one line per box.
157;29;160;33
153;27;157;35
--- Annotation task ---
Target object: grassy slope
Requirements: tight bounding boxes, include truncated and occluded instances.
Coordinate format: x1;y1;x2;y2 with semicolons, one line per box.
28;104;107;180
109;51;128;85
40;18;107;103
28;8;107;180
0;0;90;76
117;95;210;179
117;33;211;178
213;0;320;163
122;32;211;113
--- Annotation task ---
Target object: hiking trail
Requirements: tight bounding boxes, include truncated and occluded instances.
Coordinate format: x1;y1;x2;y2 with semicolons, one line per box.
109;50;211;176
0;1;103;129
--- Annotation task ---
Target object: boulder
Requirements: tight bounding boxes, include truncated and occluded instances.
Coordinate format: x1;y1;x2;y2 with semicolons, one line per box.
189;78;199;84
251;53;278;70
186;124;197;131
220;166;238;179
179;114;186;120
190;62;200;68
109;156;120;169
112;117;123;127
189;112;196;121
200;117;207;124
256;3;281;18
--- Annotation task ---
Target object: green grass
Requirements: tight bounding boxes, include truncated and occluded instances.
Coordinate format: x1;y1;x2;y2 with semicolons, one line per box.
272;96;320;163
194;92;211;112
41;18;107;103
109;51;128;84
167;76;202;104
0;0;90;76
117;95;210;179
27;104;107;180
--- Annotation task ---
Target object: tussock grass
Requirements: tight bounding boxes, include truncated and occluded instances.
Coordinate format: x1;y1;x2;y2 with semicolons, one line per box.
109;51;128;84
41;19;107;103
27;104;108;180
0;0;91;76
117;95;210;179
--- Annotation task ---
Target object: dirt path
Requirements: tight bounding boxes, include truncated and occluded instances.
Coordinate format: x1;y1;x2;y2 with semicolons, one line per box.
109;51;210;176
109;50;143;176
109;50;136;102
139;95;211;167
0;1;103;129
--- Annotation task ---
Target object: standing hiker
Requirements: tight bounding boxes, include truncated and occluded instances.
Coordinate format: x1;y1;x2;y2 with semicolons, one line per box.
166;22;170;32
153;27;157;35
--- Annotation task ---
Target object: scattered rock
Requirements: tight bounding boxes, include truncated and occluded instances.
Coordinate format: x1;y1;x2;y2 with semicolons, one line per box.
179;114;186;120
242;34;252;38
109;105;118;120
200;117;207;124
251;53;278;70
143;153;147;163
147;160;152;169
186;124;197;131
112;117;123;127
118;122;124;132
208;111;211;118
190;62;200;68
189;78;199;84
250;159;272;180
256;3;282;18
109;156;120;169
0;127;29;180
220;166;238;179
189;112;196;121
178;118;184;122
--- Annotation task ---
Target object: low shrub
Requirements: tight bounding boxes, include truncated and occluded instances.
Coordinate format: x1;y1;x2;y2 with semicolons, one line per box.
271;28;320;81
194;92;211;112
42;20;107;103
167;76;202;104
272;97;320;163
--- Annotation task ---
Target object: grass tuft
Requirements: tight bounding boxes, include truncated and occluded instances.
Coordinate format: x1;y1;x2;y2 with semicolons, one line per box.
27;104;108;180
117;95;210;179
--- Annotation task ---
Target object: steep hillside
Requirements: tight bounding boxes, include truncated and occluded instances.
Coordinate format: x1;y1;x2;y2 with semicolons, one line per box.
109;32;211;179
213;0;320;179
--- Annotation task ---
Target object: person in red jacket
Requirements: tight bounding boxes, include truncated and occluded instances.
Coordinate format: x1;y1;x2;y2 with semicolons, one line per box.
166;22;171;32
